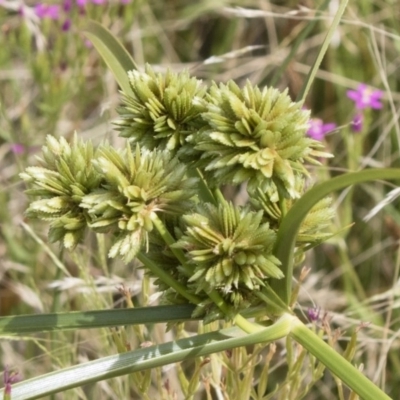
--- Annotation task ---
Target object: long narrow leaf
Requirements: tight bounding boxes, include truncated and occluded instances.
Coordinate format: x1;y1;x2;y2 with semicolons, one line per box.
291;318;391;400
269;0;331;87
83;20;138;96
272;168;400;305
0;305;196;335
296;0;348;102
0;315;292;400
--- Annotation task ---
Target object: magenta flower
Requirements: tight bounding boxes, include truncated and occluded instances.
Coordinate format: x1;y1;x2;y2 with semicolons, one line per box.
306;118;336;141
34;4;60;20
62;0;72;12
351;113;363;133
307;307;321;322
10;143;26;155
3;366;21;396
62;19;71;31
346;84;383;110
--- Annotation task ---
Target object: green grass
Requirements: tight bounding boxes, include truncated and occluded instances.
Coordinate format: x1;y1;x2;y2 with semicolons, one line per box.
1;0;400;399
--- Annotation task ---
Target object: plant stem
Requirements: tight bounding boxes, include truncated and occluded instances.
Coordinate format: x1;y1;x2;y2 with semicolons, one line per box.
290;317;392;400
152;213;192;275
137;252;201;304
233;314;265;334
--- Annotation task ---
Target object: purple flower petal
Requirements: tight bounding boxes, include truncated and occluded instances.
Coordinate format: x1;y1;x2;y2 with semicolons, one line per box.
307;119;336;141
34;4;47;18
62;19;71;31
34;4;60;20
351;113;363;133
47;5;60;19
346;83;383;110
10;143;26;154
3;366;21;396
63;0;73;12
307;307;321;322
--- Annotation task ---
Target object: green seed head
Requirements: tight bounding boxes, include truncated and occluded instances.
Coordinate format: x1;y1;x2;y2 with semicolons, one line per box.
196;80;332;198
115;64;207;159
20;134;103;249
174;202;283;312
81;143;198;262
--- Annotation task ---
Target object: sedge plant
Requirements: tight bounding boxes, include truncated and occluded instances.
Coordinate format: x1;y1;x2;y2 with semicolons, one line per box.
1;4;400;399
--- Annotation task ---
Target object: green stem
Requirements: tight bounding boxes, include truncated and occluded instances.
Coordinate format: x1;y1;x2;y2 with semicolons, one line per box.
272;168;400;306
290;317;391;400
297;0;349;102
137;252;201;305
193;168;218;205
269;0;331;87
232;313;265;334
138;242;262;334
152;214;192;274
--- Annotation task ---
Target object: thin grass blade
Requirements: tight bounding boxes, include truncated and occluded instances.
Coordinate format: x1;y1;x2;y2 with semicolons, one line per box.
83;20;138;96
296;0;348;102
0;305;196;335
272;168;400;305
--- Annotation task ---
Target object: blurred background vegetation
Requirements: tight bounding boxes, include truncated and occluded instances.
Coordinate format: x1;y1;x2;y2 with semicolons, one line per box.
1;0;400;398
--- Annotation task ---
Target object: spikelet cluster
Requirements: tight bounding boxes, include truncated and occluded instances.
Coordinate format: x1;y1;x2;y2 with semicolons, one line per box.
20;135;103;249
81;144;197;262
21;65;336;321
196;80;332;197
115;64;206;159
252;179;334;243
174;202;282;311
21;136;198;262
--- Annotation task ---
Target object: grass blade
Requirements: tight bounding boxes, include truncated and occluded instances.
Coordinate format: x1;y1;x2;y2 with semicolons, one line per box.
0;305;197;335
271;168;400;305
0;315;291;400
269;0;331;87
83;20;138;96
296;0;348;102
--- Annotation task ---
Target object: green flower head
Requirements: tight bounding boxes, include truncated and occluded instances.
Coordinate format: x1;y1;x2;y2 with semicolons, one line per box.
175;202;282;310
20;134;103;249
115;64;207;158
197;80;332;198
81;144;198;262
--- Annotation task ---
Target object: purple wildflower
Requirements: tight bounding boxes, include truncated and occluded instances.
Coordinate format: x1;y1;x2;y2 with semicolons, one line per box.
3;366;21;396
346;83;383;110
307;307;321;322
62;19;71;32
351;113;363;133
34;4;60;20
76;0;87;6
10;143;26;155
63;0;73;12
307;118;336;141
83;39;93;48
